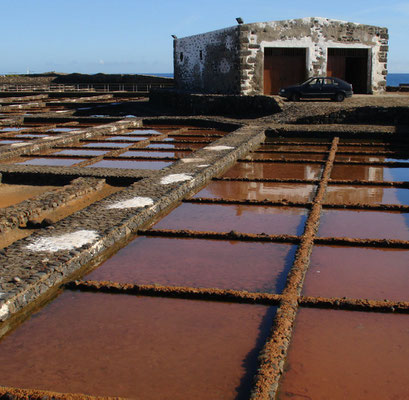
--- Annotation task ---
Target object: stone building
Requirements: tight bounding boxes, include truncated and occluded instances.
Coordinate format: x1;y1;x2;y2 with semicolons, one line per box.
173;17;388;95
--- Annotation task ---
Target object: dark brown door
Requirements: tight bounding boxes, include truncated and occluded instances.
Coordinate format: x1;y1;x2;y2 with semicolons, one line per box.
264;48;306;95
327;48;369;94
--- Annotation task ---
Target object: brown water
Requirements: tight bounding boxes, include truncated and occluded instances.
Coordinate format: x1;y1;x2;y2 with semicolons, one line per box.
223;162;323;180
82;142;130;148
331;164;409;182
153;203;307;236
119;150;191;158
260;145;329;152
166;136;214;142
277;308;409;400
53;149;109;156
123;129;163;135
147;143;205;150
13;134;49;138
105;136;149;141
335;154;391;162
0;184;58;208
248;152;327;161
318;209;409;240
172;129;227;136
86;236;296;293
337;145;395;152
87;159;171;170
0;292;275;400
194;181;317;203
325;185;409;205
303;246;409;301
0;140;23;144
18;158;85;167
264;138;330;144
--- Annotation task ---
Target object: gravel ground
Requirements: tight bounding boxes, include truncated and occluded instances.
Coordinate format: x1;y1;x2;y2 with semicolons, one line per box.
259;93;409;124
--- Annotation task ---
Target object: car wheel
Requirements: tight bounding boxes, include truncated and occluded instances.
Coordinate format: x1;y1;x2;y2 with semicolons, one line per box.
334;92;345;102
291;93;300;102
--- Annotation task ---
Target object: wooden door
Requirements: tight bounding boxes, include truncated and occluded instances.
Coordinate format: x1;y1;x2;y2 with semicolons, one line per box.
264;48;306;95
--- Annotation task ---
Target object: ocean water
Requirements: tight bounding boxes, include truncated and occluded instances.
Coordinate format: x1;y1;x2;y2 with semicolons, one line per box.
147;73;407;85
142;73;173;78
386;73;409;87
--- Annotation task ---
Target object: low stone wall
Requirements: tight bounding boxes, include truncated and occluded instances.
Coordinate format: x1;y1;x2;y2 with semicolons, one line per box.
0;123;267;326
295;106;409;126
0;177;105;233
149;89;282;117
0;118;142;162
266;123;402;139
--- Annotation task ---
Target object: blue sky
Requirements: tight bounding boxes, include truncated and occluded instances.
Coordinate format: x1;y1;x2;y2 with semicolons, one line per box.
1;0;408;74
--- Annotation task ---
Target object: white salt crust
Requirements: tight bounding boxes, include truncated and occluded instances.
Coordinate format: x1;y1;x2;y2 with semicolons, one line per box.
26;230;99;252
160;173;193;185
181;158;205;163
0;303;9;320
203;145;234;151
10;143;29;147
107;196;154;209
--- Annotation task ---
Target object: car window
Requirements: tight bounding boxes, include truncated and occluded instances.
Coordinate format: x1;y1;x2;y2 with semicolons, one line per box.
308;78;322;86
302;78;314;85
323;78;333;85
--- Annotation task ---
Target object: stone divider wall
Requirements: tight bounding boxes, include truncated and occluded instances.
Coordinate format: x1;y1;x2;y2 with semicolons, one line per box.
0;118;143;161
0;177;105;233
149;89;282;117
0;123;265;329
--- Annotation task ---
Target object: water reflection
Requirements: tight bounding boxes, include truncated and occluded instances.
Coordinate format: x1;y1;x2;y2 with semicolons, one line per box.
331;164;409;182
223;162;323;180
325;185;409;205
195;181;317;203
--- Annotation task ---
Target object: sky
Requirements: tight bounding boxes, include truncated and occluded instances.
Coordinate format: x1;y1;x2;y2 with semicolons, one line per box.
1;0;408;75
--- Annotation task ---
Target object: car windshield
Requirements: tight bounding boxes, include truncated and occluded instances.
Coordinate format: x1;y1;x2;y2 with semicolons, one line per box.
301;78;314;85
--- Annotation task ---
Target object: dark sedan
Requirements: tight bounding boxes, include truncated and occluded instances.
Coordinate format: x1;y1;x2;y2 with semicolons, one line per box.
279;77;353;102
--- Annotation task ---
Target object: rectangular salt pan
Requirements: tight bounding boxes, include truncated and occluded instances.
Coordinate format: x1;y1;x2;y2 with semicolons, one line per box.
153;203;308;236
0;292;275;400
86;236;296;294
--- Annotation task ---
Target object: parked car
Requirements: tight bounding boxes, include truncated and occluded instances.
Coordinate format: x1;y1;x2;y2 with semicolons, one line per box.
279;77;353;102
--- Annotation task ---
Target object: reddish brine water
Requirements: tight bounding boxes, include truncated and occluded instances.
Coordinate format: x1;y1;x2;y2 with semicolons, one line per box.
222;162;323;180
194;181;317;203
303;246;409;301
318;209;409;241
86;236;296;294
249;152;327;161
119;150;191;158
325;185;409;205
87;159;171;170
153;203;308;236
278;308;409;400
18;158;85;166
0;292;275;400
331;164;409;182
53;149;108;156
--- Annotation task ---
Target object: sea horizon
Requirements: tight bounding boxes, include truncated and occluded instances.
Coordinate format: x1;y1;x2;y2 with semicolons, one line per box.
146;72;409;86
1;71;408;86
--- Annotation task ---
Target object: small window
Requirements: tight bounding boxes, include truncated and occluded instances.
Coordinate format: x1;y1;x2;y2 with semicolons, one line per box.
199;50;203;60
180;52;184;62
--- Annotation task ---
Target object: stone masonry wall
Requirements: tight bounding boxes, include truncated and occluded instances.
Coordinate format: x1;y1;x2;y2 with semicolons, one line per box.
174;26;241;94
239;17;388;95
